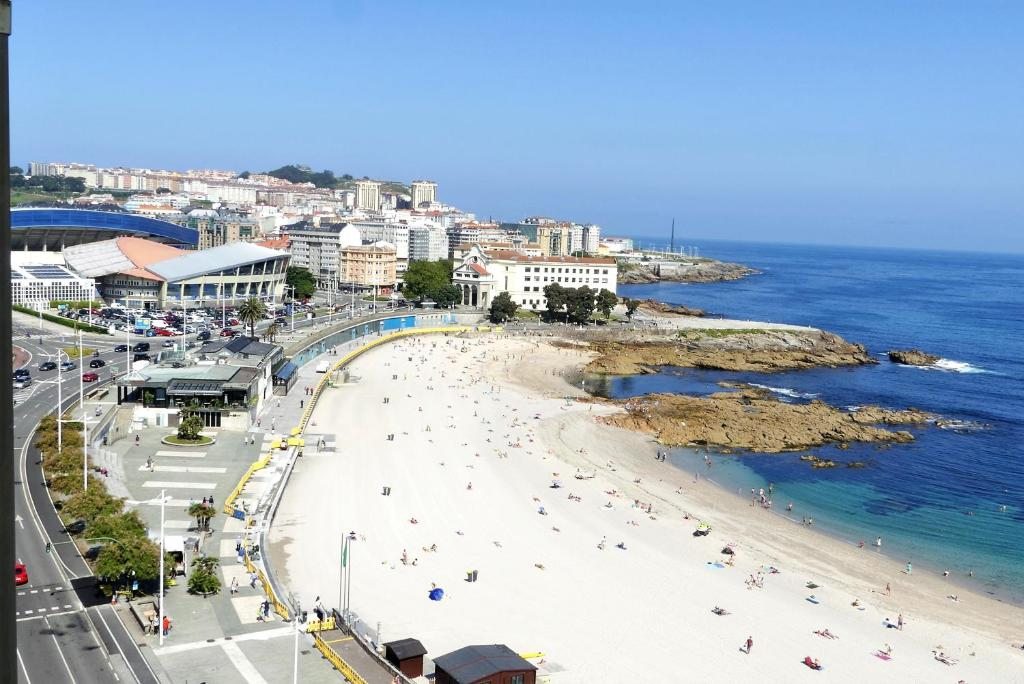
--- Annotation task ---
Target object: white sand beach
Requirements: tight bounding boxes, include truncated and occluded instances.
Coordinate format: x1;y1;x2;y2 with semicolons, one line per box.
270;333;1024;683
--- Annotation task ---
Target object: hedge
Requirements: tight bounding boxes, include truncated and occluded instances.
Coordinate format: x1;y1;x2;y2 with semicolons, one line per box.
13;304;110;334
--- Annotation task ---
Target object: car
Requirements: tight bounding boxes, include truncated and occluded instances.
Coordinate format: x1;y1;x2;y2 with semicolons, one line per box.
155;328;174;337
89;359;106;368
196;330;211;341
162;340;175;348
133;353;151;362
64;520;86;534
38;361;57;372
13;368;30;379
13;377;32;389
220;328;237;337
81;372;99;382
15;563;27;586
114;344;129;352
227;318;240;326
132;342;150;352
60;361;77;372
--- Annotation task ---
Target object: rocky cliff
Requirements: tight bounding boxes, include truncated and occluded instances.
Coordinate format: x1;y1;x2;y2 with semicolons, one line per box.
618;260;758;284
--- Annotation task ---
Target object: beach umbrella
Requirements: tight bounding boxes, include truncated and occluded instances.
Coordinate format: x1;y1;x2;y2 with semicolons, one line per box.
428;588;444;601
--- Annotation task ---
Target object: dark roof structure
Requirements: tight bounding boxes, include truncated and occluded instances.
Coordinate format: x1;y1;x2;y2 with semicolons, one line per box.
433;644;536;684
384;638;427;661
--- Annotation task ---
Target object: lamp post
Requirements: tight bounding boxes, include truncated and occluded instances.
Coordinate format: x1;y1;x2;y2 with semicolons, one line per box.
158;488;166;646
289;593;302;684
79;331;89;491
286;285;296;333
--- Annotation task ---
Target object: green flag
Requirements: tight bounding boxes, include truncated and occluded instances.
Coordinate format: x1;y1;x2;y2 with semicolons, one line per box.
341;540;348;568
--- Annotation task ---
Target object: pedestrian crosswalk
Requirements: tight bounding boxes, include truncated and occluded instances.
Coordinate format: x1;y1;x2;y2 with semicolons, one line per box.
142;481;216;490
138;465;227;474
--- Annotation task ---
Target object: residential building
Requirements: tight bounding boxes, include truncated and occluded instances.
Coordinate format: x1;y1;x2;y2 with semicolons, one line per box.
354;179;382;211
410;180;437;208
408;225;449;262
340;243;397;292
282;222;362;287
183;210;264;249
352;219;410;273
581;223;602;254
452;244;617;310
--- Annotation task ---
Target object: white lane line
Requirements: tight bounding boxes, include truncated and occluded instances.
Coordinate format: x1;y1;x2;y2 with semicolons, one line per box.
163;520;193;529
221;641;269;684
24;609;33;614
155;450;207;458
30;589;38;594
138;465;227;473
141;481;216;490
152;625;293;655
128;498;194;507
45;616;78;683
17;647;34;684
64;604;72;608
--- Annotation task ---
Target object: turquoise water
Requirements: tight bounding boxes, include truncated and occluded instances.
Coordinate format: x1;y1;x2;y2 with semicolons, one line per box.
602;240;1024;603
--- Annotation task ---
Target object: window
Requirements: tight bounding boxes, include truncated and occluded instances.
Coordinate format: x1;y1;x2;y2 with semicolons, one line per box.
511;675;525;684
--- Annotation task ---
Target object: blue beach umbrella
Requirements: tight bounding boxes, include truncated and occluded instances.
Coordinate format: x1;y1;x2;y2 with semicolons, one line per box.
429;588;445;601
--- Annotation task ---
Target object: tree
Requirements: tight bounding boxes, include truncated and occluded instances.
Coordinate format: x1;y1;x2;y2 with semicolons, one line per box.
543;283;567;321
489;292;518;323
10;165;23;175
61;487;125;522
429;283;462;309
402;260;452;301
237;296;266;338
238;171;251;179
625;299;640;319
188;556;221;595
566;286;596;325
156;187;172;194
187;502;216;531
265;322;280;343
96;536;160;585
286;266;316;300
178;415;204;441
596;288;618;319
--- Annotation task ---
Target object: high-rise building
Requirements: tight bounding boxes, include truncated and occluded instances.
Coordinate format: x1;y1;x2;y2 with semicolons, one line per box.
409;225;449;262
581;224;601;254
410;180;438;208
354;180;382;211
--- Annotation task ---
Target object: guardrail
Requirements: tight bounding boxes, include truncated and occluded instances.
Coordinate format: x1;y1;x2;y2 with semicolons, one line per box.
313;632;369;684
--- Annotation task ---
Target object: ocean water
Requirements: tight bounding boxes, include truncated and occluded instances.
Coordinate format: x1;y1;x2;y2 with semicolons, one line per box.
603;240;1024;603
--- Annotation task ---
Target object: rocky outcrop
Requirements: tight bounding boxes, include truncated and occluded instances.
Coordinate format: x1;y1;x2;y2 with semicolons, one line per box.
887;349;940;366
599;388;930;453
618;260;758;284
636;299;705;317
581;328;876;374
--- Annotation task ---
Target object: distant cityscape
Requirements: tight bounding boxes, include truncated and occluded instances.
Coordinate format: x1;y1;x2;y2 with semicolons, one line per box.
12;160;644;312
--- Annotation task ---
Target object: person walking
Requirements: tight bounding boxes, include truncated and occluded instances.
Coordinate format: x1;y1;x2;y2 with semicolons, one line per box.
744;636;753;654
230;576;239;594
162;615;171;637
897;613;904;631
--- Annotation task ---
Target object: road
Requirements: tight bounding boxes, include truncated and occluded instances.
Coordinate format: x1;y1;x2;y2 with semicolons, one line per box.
12;324;159;684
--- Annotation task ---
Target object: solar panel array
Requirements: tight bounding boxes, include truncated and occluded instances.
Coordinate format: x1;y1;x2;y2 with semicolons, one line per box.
22;265;75;279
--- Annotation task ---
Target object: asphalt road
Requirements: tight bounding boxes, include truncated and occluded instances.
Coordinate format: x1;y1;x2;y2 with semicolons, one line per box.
12;324;159;684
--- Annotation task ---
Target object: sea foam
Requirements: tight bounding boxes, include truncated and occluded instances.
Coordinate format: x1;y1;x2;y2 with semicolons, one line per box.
749;383;819;399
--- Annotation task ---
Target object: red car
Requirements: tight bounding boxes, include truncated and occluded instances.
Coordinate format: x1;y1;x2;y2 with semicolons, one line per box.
155;328;175;336
15;563;27;586
227;318;240;326
219;328;237;337
82;372;99;382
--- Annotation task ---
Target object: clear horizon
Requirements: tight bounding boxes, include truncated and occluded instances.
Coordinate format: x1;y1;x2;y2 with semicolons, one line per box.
11;1;1024;254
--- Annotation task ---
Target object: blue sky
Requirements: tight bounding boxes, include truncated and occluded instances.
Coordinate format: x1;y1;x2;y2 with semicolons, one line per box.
11;1;1024;252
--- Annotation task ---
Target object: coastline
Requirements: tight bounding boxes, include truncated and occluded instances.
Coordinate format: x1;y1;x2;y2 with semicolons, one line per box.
271;333;1023;683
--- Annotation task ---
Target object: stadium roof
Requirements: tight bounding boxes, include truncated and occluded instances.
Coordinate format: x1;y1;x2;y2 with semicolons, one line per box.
148;242;289;282
63;237;184;280
11;207;198;249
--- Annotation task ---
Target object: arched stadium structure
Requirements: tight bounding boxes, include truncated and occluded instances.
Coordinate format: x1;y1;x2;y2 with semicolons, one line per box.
11;208;198;250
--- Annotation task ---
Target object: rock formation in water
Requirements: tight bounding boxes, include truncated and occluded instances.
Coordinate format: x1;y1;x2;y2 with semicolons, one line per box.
617;260;757;284
887;349;940;366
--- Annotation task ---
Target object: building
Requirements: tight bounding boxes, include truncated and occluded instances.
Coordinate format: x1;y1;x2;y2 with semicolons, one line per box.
432;644;537;684
339;243;397;292
600;236;633;254
452;244;617;310
383;639;428;679
501;220;572;257
11;207;198;251
287;222;363;287
354;180;382;211
184;210;264;249
408;224;449;262
62;238;289;309
117;336;284;427
581;223;601;254
410;180;437;208
11;263;96;308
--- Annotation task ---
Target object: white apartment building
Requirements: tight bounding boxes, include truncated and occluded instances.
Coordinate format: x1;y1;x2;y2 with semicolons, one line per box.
581;223;601;254
452;245;617;310
408;225;449;262
354;180;382;211
410;180;437;208
286;222;362;287
353;219;409;274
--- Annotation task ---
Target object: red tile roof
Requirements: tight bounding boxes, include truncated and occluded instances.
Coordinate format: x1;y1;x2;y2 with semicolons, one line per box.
469;263;490;276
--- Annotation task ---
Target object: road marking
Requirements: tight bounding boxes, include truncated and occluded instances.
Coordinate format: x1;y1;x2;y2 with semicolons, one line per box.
141;481;216;490
155;450;207;458
15;513;24;529
221;641;269;684
163;520;193;529
16;647;34;683
24;610;33;614
45;616;78;683
30;589;38;594
16;609;82;622
138;465;227;473
152;625;293;655
128;498;194;507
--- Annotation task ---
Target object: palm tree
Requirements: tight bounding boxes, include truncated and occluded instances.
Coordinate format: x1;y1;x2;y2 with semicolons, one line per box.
237;297;266;339
265;323;280;343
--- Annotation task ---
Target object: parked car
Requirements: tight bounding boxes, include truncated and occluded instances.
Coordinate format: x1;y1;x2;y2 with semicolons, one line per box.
114;344;129;353
81;372;99;382
155;328;174;337
227;318;240;326
38;361;57;372
13;377;32;389
89;359;106;368
219;328;237;337
64;520;86;534
161;340;175;348
15;563;28;586
60;361;77;372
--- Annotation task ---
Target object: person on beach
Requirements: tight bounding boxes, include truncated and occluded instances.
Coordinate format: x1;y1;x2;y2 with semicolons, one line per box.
744;636;753;654
885;582;891;596
905;561;912;575
897;613;904;630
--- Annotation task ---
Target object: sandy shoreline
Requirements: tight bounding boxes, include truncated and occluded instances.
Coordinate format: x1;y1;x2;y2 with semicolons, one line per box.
271;333;1023;683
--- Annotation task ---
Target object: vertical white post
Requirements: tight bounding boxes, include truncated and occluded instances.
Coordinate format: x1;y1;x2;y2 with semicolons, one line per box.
125;324;130;375
292;598;300;684
159;489;165;645
56;349;63;450
78;332;85;490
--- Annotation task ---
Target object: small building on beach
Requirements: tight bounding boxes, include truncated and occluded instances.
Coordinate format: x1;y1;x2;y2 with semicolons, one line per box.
383;638;428;679
432;644;537;684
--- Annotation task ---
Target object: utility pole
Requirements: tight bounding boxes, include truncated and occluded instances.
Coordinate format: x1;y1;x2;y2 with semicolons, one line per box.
159;489;166;645
80;332;88;490
670;217;675;254
1;3;16;677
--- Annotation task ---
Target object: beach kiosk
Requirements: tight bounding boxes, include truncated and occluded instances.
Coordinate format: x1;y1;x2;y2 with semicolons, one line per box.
383;638;428;678
433;644;537;684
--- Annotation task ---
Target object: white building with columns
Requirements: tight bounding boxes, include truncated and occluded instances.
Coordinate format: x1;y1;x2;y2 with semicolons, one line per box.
452;244;617;310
